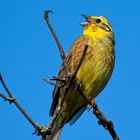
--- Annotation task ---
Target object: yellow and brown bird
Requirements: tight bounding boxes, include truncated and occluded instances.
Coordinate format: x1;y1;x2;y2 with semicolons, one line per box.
46;15;115;140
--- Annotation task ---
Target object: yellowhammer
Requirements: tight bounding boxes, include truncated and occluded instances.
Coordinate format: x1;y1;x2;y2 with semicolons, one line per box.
47;15;115;140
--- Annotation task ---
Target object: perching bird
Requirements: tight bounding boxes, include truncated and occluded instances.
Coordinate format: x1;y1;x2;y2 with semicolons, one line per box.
46;15;115;140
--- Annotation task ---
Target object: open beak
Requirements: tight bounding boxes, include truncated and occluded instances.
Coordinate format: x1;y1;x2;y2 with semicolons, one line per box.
80;14;92;27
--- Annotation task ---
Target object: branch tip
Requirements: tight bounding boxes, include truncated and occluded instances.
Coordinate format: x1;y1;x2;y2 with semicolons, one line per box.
43;78;59;87
44;10;53;19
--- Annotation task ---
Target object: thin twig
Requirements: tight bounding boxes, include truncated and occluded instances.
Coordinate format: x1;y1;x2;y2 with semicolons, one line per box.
44;10;71;76
0;74;49;139
0;93;15;103
44;10;65;60
77;88;119;140
51;76;66;82
0;73;12;97
0;92;8;101
43;78;58;87
93;104;119;140
0;74;37;127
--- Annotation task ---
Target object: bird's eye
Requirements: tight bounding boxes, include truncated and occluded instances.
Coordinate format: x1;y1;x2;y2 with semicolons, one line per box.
96;19;101;23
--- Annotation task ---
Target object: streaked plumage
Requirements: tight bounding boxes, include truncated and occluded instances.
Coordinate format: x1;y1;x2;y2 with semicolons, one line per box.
46;15;115;140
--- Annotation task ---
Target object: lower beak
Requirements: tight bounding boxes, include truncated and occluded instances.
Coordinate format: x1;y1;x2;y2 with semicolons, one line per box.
79;22;89;27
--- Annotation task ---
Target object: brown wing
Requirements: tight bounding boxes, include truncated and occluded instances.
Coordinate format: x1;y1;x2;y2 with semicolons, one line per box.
49;35;89;117
49;48;72;116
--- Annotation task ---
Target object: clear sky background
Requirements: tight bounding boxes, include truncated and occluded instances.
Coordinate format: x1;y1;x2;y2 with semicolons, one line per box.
0;0;140;140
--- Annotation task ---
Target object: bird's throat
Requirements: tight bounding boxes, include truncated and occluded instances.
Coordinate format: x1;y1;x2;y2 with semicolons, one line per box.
83;28;107;39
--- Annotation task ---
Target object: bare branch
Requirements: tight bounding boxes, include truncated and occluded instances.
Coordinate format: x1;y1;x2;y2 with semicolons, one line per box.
43;78;58;87
44;10;65;60
0;93;15;104
0;92;6;100
0;73;50;139
0;73;13;97
93;104;119;140
44;10;71;76
0;73;37;127
77;88;119;140
50;76;66;82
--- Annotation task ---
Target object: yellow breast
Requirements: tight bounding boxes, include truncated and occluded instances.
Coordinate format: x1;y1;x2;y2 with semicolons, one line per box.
75;33;115;97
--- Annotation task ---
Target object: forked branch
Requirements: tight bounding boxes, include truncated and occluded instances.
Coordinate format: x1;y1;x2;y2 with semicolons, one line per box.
0;73;50;140
0;73;36;127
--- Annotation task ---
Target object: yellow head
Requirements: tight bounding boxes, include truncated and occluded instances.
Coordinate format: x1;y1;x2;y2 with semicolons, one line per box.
80;15;113;37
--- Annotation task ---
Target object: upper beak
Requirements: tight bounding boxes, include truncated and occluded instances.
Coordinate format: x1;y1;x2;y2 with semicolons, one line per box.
80;14;92;27
81;14;92;23
81;14;90;20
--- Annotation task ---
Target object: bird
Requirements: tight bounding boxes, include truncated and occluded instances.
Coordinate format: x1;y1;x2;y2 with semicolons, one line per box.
46;15;115;140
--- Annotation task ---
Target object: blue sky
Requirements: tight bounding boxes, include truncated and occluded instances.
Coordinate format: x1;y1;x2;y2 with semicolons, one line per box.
0;0;140;140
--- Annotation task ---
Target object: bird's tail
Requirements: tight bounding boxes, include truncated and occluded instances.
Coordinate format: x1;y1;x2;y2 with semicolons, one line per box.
41;125;63;140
